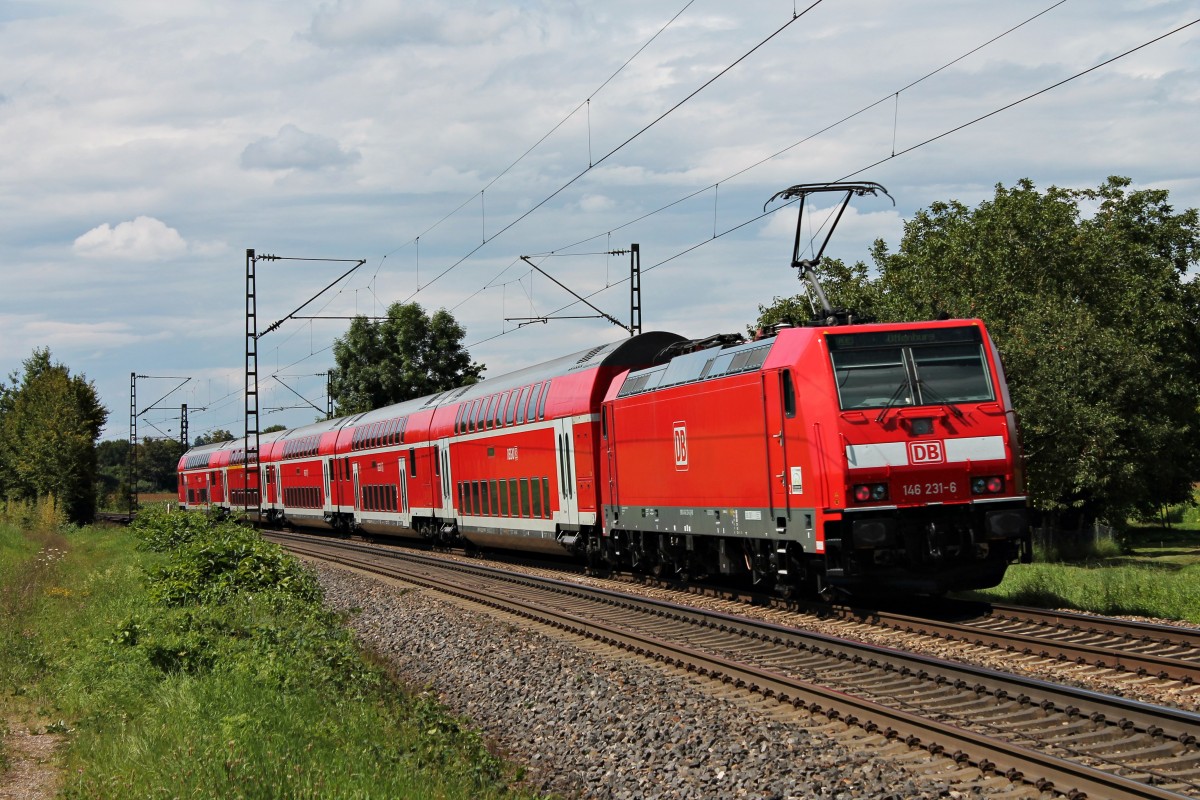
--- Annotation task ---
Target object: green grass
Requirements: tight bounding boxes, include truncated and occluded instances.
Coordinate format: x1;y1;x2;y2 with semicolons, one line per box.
960;523;1200;623
0;510;544;799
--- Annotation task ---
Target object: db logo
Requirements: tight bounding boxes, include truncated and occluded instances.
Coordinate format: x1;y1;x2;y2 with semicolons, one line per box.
673;422;688;471
908;440;945;464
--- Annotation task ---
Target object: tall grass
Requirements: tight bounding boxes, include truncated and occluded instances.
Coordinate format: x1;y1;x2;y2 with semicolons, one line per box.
1;495;66;532
1;509;541;799
964;560;1200;623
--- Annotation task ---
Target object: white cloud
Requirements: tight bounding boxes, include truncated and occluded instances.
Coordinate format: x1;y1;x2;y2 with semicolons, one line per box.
307;0;522;48
72;216;188;261
241;124;361;172
579;194;615;213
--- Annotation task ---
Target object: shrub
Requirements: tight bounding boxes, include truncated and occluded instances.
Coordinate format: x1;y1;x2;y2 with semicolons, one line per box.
141;515;321;607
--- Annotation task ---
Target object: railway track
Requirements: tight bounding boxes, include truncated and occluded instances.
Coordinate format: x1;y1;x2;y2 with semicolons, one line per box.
268;530;1200;799
803;600;1200;687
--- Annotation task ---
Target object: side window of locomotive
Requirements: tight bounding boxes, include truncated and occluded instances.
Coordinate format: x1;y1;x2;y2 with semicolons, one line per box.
911;343;994;403
830;346;909;410
782;370;796;418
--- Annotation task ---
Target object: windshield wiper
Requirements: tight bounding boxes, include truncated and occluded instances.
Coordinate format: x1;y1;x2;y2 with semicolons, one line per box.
875;380;911;423
916;379;965;420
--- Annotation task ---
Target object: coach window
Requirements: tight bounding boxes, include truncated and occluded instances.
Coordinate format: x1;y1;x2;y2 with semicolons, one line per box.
782;369;796;418
454;405;465;434
523;382;540;424
409;449;417;477
518;479;531;517
515;387;529;425
537;381;550;420
541;478;551;518
472;399;487;432
480;396;493;430
508;479;520;518
491;394;504;428
480;480;491;515
530;477;543;517
504;391;517;425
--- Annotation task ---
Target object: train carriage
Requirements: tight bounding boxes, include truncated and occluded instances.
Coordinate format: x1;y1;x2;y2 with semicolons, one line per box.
432;331;685;554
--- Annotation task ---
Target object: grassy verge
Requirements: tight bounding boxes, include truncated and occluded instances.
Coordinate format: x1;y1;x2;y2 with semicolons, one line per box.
1;509;542;799
959;521;1200;624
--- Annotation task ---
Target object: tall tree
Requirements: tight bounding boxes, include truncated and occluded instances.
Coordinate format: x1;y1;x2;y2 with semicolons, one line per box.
757;177;1200;526
0;348;109;523
329;302;483;415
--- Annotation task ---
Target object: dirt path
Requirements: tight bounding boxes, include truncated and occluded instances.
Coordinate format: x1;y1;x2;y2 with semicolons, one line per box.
1;529;71;799
0;722;64;800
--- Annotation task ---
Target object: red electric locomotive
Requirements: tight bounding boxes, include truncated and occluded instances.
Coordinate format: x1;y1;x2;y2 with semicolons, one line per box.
596;318;1029;596
177;181;1030;596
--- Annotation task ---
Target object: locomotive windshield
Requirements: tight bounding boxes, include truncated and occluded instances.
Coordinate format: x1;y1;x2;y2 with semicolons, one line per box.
827;327;994;411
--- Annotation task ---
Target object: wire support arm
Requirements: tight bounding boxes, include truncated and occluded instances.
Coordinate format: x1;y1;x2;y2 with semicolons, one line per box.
258;258;367;338
519;256;629;333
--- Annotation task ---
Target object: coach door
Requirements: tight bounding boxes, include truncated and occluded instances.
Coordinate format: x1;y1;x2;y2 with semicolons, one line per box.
763;369;799;522
351;462;362;519
436;438;454;517
397;457;410;524
555;418;579;526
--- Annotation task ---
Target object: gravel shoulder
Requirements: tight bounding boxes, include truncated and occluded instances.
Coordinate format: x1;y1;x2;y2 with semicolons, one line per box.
313;561;1042;800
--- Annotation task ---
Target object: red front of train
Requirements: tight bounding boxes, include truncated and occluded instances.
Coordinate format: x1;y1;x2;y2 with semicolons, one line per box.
599;319;1030;595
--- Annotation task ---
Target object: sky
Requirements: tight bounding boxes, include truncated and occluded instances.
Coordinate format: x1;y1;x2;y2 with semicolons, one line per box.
1;0;1196;443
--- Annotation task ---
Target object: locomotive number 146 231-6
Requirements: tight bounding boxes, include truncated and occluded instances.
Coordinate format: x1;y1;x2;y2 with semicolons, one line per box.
901;482;958;498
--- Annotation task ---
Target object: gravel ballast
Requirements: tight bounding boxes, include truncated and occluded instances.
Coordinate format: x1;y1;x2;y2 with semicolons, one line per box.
313;563;1024;800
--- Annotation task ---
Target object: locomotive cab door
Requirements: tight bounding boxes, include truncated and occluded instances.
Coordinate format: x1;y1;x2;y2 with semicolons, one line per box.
763;368;799;524
555;418;579;526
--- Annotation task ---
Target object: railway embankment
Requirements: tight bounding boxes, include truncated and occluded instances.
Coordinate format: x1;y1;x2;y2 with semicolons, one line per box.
0;508;538;800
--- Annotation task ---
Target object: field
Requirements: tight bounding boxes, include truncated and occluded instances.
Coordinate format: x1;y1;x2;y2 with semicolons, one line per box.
0;510;543;799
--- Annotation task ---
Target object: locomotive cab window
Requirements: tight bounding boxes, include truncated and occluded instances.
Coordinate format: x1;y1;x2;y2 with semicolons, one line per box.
827;327;994;411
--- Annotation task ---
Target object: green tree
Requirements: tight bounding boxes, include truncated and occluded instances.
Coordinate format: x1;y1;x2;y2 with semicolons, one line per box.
140;438;185;491
192;429;235;447
329;302;483;415
0;348;109;523
757;177;1200;526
